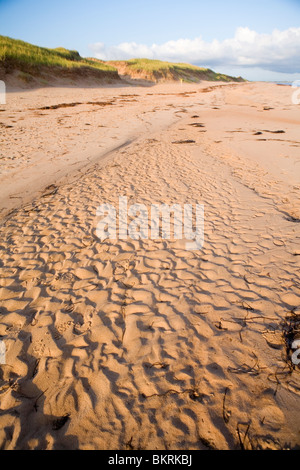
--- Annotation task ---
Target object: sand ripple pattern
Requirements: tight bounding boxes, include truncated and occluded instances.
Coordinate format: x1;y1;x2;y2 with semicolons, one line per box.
0;117;299;449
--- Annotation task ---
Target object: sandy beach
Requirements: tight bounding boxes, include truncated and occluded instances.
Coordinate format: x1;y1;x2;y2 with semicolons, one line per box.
0;81;299;450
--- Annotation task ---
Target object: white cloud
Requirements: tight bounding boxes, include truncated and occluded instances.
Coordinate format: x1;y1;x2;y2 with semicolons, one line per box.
89;27;300;73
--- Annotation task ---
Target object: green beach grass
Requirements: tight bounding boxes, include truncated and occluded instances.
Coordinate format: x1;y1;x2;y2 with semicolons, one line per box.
108;58;244;83
0;36;244;86
0;35;118;77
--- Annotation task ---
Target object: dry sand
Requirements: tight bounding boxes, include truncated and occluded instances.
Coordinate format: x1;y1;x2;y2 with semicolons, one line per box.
0;81;299;450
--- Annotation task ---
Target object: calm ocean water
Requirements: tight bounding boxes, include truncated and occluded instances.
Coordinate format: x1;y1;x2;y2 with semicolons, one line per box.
272;81;300;86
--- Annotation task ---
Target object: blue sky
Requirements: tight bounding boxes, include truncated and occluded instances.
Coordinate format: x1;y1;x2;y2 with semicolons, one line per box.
0;0;300;80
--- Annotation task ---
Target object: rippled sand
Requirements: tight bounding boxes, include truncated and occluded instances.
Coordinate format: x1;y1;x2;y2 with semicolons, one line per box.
0;81;299;449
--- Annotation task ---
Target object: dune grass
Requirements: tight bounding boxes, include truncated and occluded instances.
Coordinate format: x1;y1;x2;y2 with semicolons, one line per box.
110;58;204;72
0;36;244;85
109;58;244;82
0;35;117;73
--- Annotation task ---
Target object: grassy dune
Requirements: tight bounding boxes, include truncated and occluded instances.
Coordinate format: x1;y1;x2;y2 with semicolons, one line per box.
0;35;119;85
108;58;245;83
0;36;245;87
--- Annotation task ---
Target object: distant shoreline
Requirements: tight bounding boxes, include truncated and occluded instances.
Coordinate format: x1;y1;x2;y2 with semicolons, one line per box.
262;80;299;86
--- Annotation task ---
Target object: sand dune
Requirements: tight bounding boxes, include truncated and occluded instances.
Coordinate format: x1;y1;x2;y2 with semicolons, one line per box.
0;81;299;449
